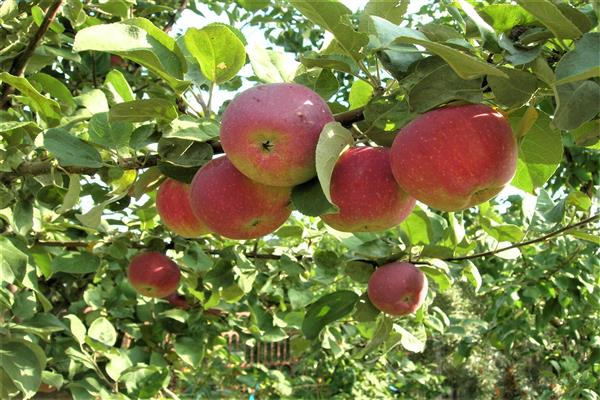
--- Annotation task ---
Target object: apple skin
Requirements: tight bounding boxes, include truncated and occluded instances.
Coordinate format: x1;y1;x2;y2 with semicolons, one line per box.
127;252;181;298
156;178;211;238
321;147;416;232
189;156;292;240
220;83;334;187
390;103;518;211
367;262;428;316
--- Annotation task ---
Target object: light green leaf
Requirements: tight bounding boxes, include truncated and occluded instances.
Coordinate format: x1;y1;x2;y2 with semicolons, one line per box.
400;206;433;245
89;112;134;154
174;337;205;366
64;314;87;344
294;68;339;100
51;253;101;275
247;44;298;83
106;351;132;381
57;174;81;214
109;99;178;123
315;122;354;204
515;0;582;39
291;0;368;60
44;128;103;168
359;0;409;32
105;69;134;103
29;72;76;111
0;237;27;284
183;23;246;83
349;79;374;109
463;261;482;293
0;72;61;122
511;113;563;194
0;339;46;399
393;324;426;353
457;0;500;52
480;4;536;32
354;316;392;358
555;32;600;85
73;18;189;93
88;317;117;347
302;291;359;340
390;36;507;80
75;89;109;114
299;52;359;75
420;264;451;292
163;116;220;142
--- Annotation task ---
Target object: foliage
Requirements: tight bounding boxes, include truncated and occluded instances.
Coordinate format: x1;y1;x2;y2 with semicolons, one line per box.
0;0;599;399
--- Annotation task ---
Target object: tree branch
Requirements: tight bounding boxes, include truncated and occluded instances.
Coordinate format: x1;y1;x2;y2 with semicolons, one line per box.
2;110;362;183
30;215;598;263
163;0;189;33
443;214;599;262
0;0;64;109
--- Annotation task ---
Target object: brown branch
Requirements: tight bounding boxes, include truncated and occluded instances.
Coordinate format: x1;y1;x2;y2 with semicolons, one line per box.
443;214;599;262
335;107;365;128
163;0;189;33
0;0;64;109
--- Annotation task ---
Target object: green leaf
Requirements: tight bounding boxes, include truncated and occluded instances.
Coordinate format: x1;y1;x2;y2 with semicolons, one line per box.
162;116;220;142
121;365;170;398
463;261;482;293
89;112;134;154
553;80;600;131
359;0;409;32
57;174;81;214
158;138;213;167
456;0;500;52
407;61;483;113
73;18;189;93
106;351;133;381
555;32;600;85
315;122;354;204
294;68;339;100
105;69;134;103
569;230;600;245
0;236;27;284
344;260;374;284
354;315;392;359
480;4;536;32
110;99;178;123
291;0;368;60
29;72;76;111
44;128;103;168
357;93;412;147
299;52;359;75
0;339;46;399
291;178;337;217
515;0;582;39
247;44;298;83
64;314;87;344
88;317;117;347
51;253;101;275
174;337;205;366
348;79;374;109
183;23;246;83
481;217;525;242
302;290;359;340
488;67;538;108
393;324;426;353
288;287;313;310
400;206;433;245
0;72;61;122
498;35;542;66
389;36;507;80
511;113;563;194
420;264;452;292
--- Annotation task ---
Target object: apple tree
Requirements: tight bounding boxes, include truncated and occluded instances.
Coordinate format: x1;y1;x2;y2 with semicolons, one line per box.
1;0;599;398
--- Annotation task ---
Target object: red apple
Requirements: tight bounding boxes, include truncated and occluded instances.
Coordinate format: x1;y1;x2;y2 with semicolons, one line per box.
390;103;518;211
321;147;415;232
367;262;428;316
127;252;180;298
220;83;334;187
164;292;189;309
156;178;210;238
189;156;291;240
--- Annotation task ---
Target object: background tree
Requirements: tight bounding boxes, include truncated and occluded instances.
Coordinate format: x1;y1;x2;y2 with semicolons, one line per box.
0;0;599;399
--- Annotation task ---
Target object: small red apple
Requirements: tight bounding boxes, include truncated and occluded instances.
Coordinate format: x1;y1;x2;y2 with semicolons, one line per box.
390;103;517;211
367;262;428;316
220;83;334;187
189;156;291;240
321;147;415;232
127;252;180;298
156;178;210;238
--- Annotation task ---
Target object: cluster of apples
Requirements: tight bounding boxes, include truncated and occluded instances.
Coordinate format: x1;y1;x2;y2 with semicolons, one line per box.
128;83;518;316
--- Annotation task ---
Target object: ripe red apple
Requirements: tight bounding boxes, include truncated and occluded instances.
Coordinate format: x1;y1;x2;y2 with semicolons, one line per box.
390;103;518;211
220;83;334;187
367;262;428;316
189;156;292;240
321;147;415;232
156;178;210;238
127;252;181;298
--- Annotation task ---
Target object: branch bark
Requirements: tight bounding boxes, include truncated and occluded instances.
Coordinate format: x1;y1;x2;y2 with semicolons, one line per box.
0;0;64;109
31;215;598;262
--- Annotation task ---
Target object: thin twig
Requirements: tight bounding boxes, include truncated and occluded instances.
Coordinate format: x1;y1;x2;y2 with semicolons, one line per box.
0;0;64;109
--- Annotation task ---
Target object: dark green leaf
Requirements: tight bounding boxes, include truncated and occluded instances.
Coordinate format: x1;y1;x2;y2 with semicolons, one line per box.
51;253;101;275
110;99;178;123
44;128;103;168
302;290;359;340
291;178;337;217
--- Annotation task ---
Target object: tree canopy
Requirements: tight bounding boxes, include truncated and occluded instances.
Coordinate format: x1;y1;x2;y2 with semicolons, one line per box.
0;0;599;399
